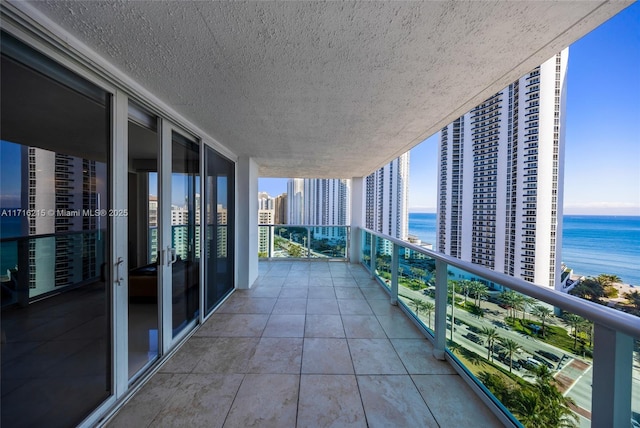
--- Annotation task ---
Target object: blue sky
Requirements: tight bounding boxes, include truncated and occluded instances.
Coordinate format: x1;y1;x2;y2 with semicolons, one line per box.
261;3;640;216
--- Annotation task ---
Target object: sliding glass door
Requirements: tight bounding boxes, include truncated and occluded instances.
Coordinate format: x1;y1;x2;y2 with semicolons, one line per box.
0;31;111;427
127;103;160;379
204;145;235;313
169;132;200;337
1;26;236;427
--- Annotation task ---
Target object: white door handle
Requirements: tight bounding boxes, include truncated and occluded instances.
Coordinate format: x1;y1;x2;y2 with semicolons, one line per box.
115;257;124;286
167;247;177;265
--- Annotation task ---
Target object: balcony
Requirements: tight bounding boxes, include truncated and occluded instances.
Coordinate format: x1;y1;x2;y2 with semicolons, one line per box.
1;2;636;427
104;227;640;428
108;260;500;427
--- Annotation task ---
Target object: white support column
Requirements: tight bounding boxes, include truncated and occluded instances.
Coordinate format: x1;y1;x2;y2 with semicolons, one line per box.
237;156;258;289
591;324;634;428
349;177;364;264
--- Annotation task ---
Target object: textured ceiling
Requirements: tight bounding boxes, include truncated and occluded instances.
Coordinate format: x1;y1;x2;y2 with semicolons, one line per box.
20;1;630;178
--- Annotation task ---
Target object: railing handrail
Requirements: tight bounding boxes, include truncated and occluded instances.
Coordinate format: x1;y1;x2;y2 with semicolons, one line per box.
0;228;105;244
362;227;640;339
258;224;349;228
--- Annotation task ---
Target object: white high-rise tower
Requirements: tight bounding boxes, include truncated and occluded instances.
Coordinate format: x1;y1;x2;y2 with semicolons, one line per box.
286;179;350;227
437;50;567;290
365;153;410;240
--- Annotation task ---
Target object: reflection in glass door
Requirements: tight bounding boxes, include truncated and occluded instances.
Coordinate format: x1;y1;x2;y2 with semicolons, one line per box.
0;32;111;427
127;104;160;379
204;145;235;314
170;132;200;336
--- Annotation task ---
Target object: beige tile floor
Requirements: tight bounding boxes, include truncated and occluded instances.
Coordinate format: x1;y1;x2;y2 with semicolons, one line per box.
108;261;502;428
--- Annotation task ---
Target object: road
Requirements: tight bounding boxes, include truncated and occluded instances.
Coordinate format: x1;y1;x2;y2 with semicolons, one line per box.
398;284;640;424
399;286;569;373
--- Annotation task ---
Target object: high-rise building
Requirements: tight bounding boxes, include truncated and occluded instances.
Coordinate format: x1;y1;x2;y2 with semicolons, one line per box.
286;178;349;241
216;203;228;257
21;147;104;296
258;204;275;256
365;153;410;240
437;50;567;290
274;193;287;225
171;194;201;260
258;192;274;211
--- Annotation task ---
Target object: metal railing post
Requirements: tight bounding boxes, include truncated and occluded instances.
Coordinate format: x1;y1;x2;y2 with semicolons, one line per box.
433;259;447;360
345;226;350;261
391;243;399;305
370;234;376;278
306;227;311;259
591;323;634;428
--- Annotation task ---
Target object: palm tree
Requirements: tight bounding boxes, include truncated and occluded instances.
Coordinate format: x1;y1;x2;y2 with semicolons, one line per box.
569;277;605;303
409;298;422;316
410;267;426;281
423;301;435;329
596;274;621;287
499;290;519;319
376;258;388;274
624;290;640;313
531;305;553;338
499;338;522;373
470;281;489;309
477;371;511;405
480;326;499;362
514;365;578;428
563;313;586;351
459;280;471;305
522;296;537;322
511;293;526;320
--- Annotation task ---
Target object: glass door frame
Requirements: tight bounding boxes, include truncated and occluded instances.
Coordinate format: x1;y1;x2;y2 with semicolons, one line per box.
125;101;163;383
159;121;201;351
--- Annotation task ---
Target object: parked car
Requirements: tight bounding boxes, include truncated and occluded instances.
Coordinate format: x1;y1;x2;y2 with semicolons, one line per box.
490;344;504;354
465;333;483;344
532;354;554;369
520;359;537;370
525;358;541;368
467;325;481;334
536;350;561;362
498;356;521;370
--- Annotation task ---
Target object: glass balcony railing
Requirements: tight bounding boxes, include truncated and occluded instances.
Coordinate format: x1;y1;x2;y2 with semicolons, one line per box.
258;225;349;260
358;227;640;428
0;230;106;306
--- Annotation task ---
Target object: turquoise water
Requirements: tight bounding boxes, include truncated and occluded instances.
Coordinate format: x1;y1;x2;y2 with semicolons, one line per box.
409;213;640;286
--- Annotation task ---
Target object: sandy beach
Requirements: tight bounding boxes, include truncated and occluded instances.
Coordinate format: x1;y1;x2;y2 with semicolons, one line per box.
608;282;637;305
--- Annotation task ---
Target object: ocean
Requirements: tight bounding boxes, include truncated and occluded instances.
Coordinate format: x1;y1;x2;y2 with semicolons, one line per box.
409;213;640;286
0;215;23;277
3;212;639;285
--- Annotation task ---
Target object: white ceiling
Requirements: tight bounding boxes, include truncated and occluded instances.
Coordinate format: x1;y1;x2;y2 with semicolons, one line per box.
20;1;630;178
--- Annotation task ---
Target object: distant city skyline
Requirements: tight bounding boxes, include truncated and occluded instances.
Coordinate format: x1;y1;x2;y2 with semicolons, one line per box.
259;4;640;216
